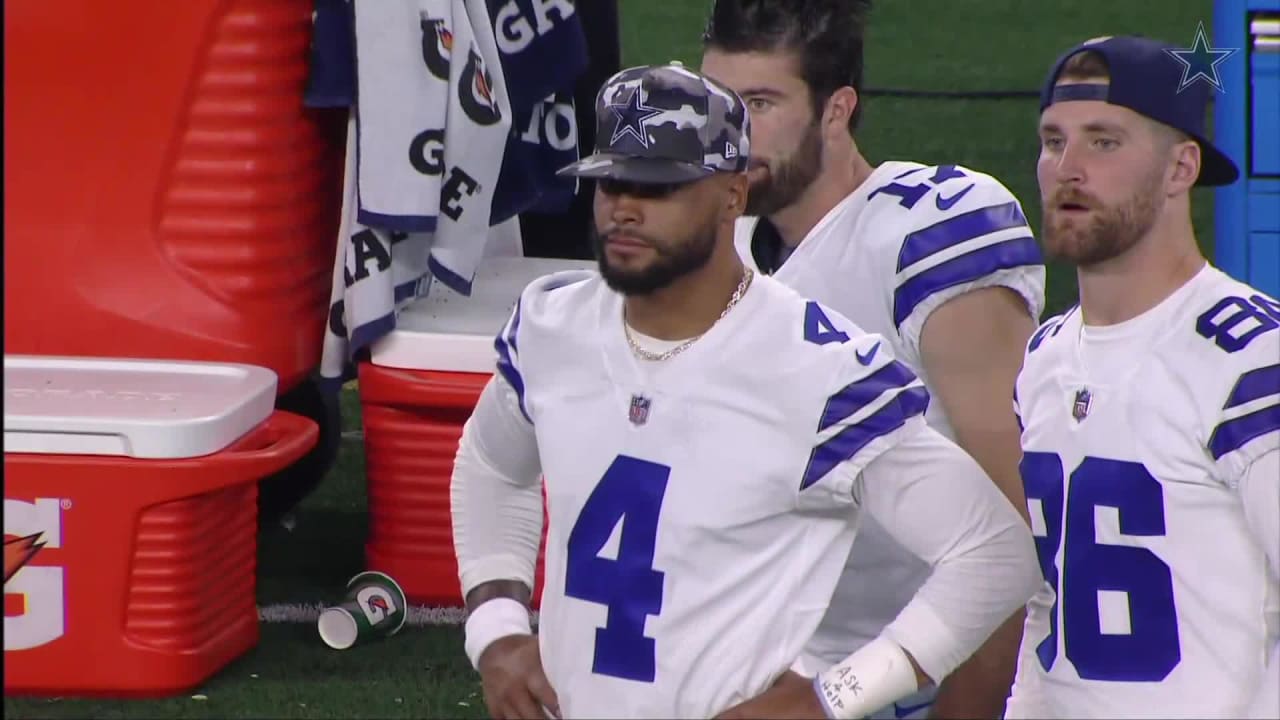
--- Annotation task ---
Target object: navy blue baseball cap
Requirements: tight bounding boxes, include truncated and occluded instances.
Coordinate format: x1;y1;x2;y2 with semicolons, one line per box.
1040;35;1239;187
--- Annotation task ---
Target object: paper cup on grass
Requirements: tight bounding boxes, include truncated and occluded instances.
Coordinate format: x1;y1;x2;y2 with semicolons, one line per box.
318;571;408;650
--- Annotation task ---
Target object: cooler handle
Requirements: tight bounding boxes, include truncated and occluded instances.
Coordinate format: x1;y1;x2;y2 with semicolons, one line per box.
216;410;319;479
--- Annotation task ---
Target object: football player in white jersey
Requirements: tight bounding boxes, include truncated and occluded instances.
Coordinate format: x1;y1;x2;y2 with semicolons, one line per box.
450;63;1041;719
1004;36;1280;719
700;2;1046;717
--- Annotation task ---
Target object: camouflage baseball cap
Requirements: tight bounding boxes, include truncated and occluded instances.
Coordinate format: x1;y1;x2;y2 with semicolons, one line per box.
557;62;751;184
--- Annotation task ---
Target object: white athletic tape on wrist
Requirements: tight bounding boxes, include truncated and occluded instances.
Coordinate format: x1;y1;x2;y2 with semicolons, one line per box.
464;597;533;670
812;636;920;720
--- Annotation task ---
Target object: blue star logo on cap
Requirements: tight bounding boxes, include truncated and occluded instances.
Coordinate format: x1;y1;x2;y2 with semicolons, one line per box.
1165;21;1237;93
608;87;663;148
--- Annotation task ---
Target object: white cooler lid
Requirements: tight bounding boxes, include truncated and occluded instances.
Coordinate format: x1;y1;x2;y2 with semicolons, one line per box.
3;355;278;459
371;256;595;372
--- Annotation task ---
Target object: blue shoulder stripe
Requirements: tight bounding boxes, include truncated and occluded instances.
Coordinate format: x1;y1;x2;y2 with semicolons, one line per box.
801;384;930;491
493;298;531;423
818;362;919;432
893;236;1042;327
1210;363;1280;459
1224;364;1280;409
504;297;523;353
1209;405;1280;460
1027;306;1077;353
896;201;1029;271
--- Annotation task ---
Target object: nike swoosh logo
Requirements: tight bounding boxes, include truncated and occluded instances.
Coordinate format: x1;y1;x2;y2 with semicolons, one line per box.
893;699;934;718
935;183;975;211
855;342;881;366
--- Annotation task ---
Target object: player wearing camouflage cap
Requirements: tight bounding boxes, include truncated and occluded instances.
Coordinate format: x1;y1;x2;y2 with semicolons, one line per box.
559;61;751;184
558;61;754;299
452;62;1039;720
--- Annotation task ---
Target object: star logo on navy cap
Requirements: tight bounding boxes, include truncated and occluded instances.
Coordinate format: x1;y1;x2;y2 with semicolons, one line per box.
1165;21;1237;93
608;87;663;148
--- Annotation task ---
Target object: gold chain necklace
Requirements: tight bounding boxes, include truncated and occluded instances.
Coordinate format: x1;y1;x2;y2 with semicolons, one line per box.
623;268;755;362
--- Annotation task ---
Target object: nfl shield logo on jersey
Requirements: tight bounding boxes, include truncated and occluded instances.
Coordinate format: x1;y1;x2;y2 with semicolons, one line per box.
1072;388;1093;422
628;394;651;426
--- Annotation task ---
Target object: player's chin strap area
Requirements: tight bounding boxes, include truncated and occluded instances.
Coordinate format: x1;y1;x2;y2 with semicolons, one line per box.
809;636;922;720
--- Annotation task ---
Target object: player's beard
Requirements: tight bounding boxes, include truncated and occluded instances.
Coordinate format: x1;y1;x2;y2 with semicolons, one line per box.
1041;170;1163;267
746;120;823;217
592;217;718;296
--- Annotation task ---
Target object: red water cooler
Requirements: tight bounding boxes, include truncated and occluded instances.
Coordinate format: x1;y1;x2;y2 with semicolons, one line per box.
3;356;317;696
3;0;342;395
358;257;594;607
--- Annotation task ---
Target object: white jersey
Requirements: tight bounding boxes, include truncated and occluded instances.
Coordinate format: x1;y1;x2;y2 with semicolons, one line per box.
1006;265;1280;718
496;270;929;718
735;161;1046;678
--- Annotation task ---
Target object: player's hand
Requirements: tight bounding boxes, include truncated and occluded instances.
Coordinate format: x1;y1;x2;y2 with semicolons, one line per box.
715;670;828;719
476;634;561;719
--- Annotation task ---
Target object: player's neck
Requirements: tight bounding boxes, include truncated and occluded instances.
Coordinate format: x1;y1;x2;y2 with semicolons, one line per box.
623;246;749;341
1076;221;1205;327
768;145;875;249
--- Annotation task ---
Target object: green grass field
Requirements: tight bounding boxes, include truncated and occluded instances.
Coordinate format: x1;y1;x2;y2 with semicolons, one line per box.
5;1;1219;717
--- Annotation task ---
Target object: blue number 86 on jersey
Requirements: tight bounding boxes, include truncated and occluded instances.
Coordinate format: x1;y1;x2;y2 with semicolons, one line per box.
1021;453;1181;682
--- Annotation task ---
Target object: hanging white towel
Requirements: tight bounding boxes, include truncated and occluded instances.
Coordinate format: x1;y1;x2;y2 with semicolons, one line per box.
423;0;513;294
320;113;434;388
351;0;448;231
318;0;516;387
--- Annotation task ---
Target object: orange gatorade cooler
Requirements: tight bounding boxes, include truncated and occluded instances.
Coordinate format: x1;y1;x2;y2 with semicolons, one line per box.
359;257;594;607
3;356;318;696
3;0;342;395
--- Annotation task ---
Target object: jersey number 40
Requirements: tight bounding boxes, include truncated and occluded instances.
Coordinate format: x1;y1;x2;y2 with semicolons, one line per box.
1021;453;1181;682
564;455;669;683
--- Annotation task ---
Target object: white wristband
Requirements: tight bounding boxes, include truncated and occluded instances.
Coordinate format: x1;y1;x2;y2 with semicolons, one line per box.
812;636;920;720
464;597;533;670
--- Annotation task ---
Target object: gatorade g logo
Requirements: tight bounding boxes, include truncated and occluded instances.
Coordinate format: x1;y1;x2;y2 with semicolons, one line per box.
420;14;452;80
4;498;67;651
4;535;44;583
356;586;396;626
460;47;502;126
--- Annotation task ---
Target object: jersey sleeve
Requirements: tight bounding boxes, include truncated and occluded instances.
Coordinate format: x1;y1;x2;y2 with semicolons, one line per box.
858;423;1042;683
796;322;932;510
888;170;1046;366
1209;345;1280;488
1014;310;1075;431
450;374;545;594
491;269;596;425
1238;449;1279;581
493;296;532;424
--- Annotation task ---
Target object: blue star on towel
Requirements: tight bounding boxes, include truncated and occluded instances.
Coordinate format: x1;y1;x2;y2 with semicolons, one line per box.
1165;21;1237;93
608;87;663;148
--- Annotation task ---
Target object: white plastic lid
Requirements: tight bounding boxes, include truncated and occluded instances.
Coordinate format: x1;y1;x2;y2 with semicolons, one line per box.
3;355;278;459
371;256;595;372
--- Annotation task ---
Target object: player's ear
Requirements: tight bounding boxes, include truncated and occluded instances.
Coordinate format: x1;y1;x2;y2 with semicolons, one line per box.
824;86;859;137
1167;139;1200;195
723;172;748;219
